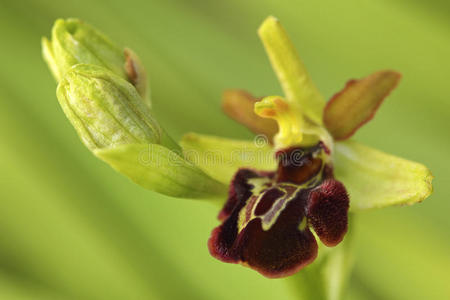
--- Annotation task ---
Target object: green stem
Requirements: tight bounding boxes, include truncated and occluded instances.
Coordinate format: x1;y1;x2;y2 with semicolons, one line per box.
286;215;356;300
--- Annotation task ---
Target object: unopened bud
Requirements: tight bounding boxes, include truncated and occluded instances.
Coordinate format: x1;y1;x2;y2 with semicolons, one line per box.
56;64;178;151
42;18;150;106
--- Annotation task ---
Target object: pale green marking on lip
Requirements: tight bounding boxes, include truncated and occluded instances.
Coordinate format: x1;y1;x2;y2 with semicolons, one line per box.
260;184;299;231
298;218;308;231
248;177;273;196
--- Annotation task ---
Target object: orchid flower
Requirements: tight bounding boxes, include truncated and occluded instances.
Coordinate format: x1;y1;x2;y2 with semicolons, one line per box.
42;15;433;298
182;16;433;278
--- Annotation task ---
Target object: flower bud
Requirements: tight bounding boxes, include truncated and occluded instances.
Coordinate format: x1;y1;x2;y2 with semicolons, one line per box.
42;18;150;106
56;64;178;152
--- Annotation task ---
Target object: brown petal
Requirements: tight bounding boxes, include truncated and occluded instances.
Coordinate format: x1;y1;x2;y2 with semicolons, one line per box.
323;71;401;140
222;89;278;141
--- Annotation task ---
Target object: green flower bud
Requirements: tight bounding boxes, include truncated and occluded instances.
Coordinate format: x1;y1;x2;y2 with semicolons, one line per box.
42;18;149;106
57;64;178;152
54;63;225;199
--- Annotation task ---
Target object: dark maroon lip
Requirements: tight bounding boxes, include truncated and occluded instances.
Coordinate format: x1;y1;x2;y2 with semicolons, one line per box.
208;143;349;278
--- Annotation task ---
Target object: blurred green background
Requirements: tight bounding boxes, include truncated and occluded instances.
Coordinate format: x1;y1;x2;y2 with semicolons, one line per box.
0;0;449;299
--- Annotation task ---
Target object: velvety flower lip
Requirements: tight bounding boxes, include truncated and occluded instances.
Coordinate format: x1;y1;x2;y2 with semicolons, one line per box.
208;143;349;278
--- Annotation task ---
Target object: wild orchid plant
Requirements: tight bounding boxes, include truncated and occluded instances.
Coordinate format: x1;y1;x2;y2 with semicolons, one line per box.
42;16;433;299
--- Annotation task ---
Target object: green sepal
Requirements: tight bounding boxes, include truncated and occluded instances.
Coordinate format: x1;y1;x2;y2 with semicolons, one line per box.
94;143;227;199
180;133;276;184
258;16;325;125
334;140;433;211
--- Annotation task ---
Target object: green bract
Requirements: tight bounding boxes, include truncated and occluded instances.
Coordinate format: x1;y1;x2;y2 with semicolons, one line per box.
95;143;227;199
